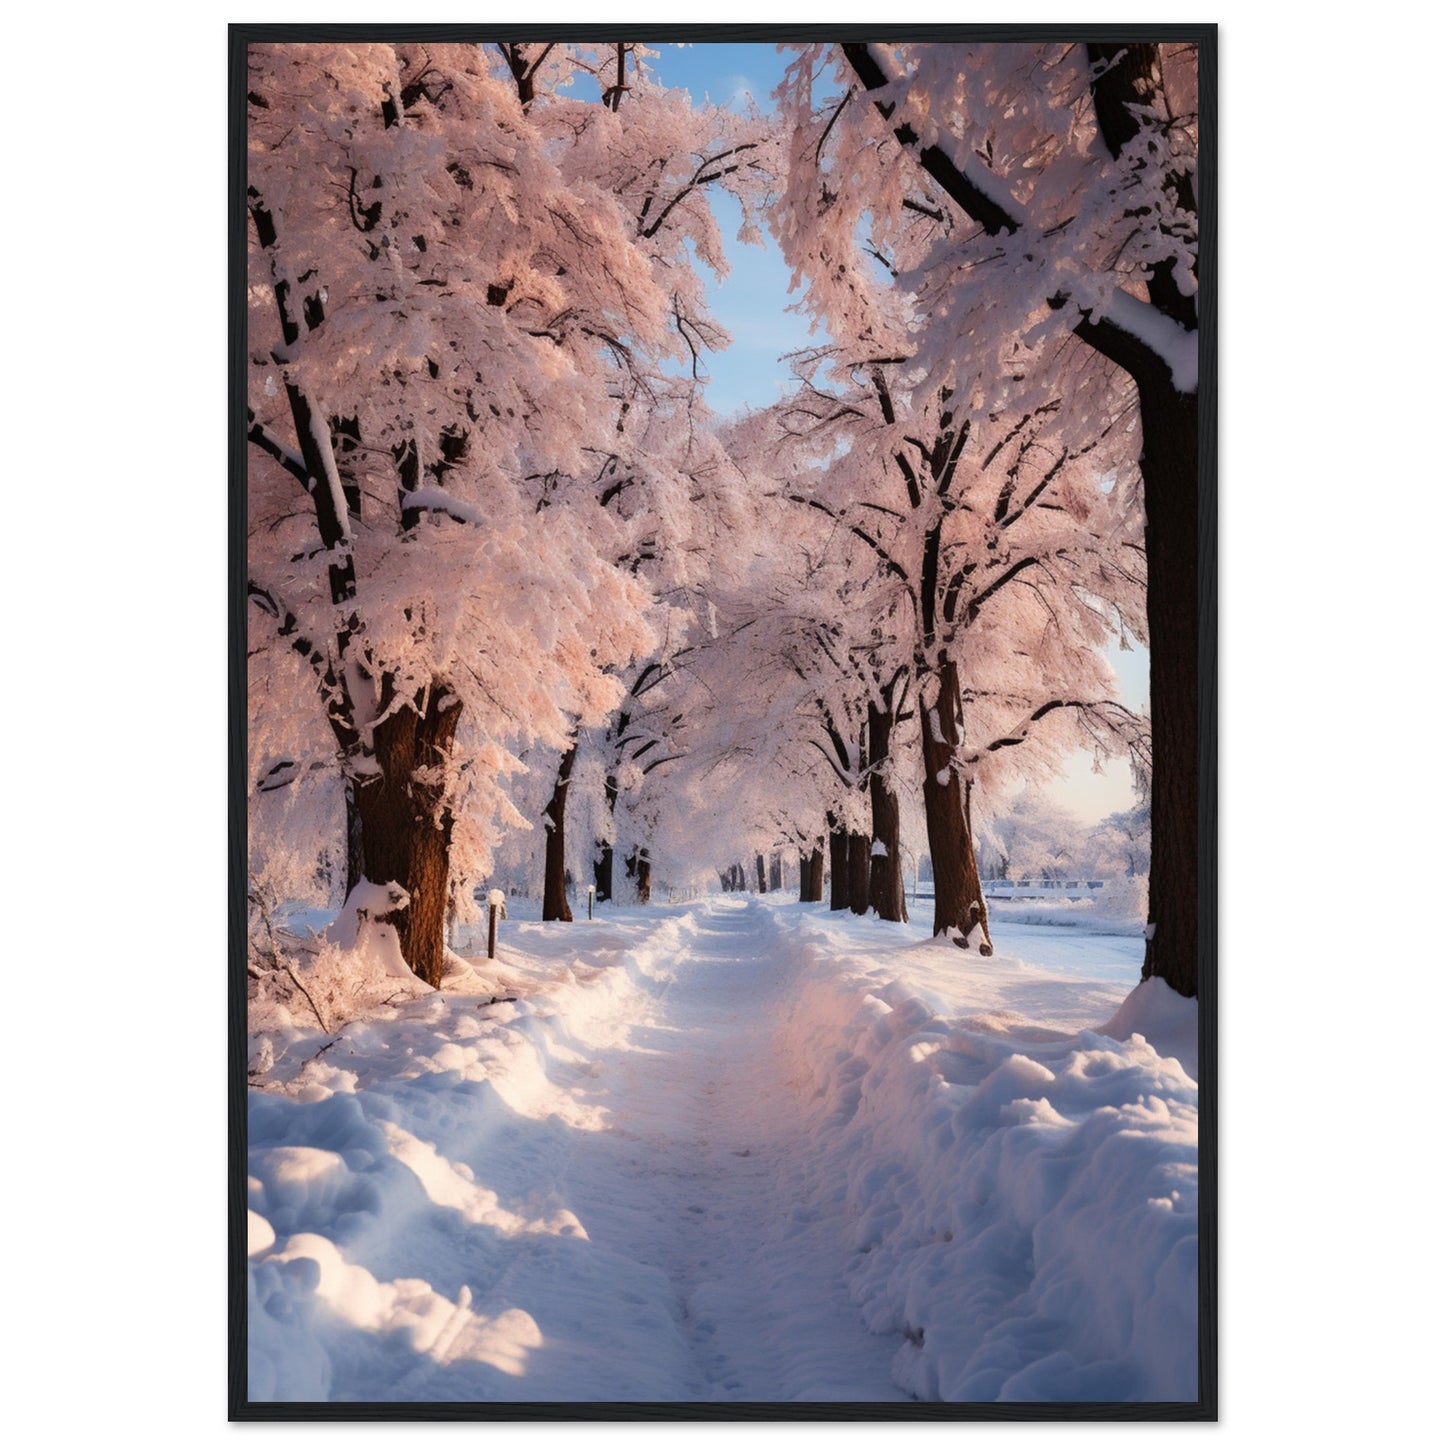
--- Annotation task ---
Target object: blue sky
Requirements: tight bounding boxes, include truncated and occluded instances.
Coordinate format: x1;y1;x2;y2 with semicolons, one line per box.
647;43;815;416
646;42;1149;825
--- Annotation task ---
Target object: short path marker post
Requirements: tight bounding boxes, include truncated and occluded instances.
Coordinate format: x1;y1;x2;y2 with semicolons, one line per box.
487;888;507;960
587;883;595;920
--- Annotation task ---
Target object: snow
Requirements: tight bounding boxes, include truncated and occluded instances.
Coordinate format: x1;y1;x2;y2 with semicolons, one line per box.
961;155;1023;224
403;485;486;526
301;403;353;538
323;879;414;979
871;839;888;857
1098;286;1199;394
1101;975;1199;1080
247;895;1195;1404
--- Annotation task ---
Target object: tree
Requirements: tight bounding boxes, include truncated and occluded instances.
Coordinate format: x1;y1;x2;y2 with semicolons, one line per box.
246;43;674;981
756;333;1142;950
1087;799;1152;880
799;40;1202;994
497;44;769;917
979;785;1089;882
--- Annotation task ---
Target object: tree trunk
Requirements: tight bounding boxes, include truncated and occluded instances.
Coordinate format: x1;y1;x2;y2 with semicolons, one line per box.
866;701;908;923
848;722;871;916
542;745;576;922
800;844;825;902
593;769;619;903
353;681;462;988
769;852;783;892
847;830;871;917
633;848;652;904
1138;383;1199;996
918;656;992;951
594;837;614;906
1086;44;1200;999
755;854;767;893
344;777;364;901
828;813;850;911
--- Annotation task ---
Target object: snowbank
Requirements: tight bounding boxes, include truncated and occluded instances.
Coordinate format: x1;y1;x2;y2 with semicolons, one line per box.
769;907;1198;1402
247;908;709;1401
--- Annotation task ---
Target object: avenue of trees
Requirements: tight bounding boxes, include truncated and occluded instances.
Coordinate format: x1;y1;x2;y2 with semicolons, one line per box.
246;39;1202;996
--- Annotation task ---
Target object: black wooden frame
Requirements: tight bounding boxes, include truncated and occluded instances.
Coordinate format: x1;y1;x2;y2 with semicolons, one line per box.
229;21;1218;1422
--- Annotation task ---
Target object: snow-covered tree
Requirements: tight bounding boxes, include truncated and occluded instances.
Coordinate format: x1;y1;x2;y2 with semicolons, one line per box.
978;786;1090;881
482;44;771;919
750;331;1142;952
1087;799;1152;880
775;40;1200;992
246;42;695;981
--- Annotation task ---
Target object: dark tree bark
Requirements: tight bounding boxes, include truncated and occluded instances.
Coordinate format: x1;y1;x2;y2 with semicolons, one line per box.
1135;382;1198;995
828;813;851;911
769;852;783;892
1085;45;1200;998
593;768;619;903
631;848;652;904
344;778;365;901
353;682;463;988
847;722;872;915
847;830;872;917
799;843;825;902
918;658;992;951
499;42;553;110
755;854;767;893
542;745;576;922
866;701;908;923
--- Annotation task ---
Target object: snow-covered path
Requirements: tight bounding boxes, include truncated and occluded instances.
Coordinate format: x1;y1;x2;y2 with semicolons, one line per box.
556;897;910;1401
250;893;1196;1404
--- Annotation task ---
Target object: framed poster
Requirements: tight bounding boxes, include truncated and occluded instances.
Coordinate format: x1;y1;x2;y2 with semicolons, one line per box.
232;22;1215;1421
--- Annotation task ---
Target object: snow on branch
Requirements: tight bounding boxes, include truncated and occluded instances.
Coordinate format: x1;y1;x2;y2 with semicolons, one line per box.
400;486;485;527
839;42;1197;395
247;408;309;488
1089;287;1198;394
839;43;1024;238
786;493;909;584
959;698;1148;776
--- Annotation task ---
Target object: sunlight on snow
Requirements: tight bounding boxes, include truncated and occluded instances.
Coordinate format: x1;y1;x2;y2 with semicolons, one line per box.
379;1121;590;1239
272;1232;543;1375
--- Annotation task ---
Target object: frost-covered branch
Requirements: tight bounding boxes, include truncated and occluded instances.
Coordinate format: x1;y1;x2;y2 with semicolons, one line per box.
246;409;308;488
247;580;360;756
639;142;762;240
399;487;485;527
786;494;909;584
839;43;1023;237
959;698;1145;772
839;41;1198;394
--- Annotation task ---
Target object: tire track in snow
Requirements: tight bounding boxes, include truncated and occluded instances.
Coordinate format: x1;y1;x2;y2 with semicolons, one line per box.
562;896;911;1403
